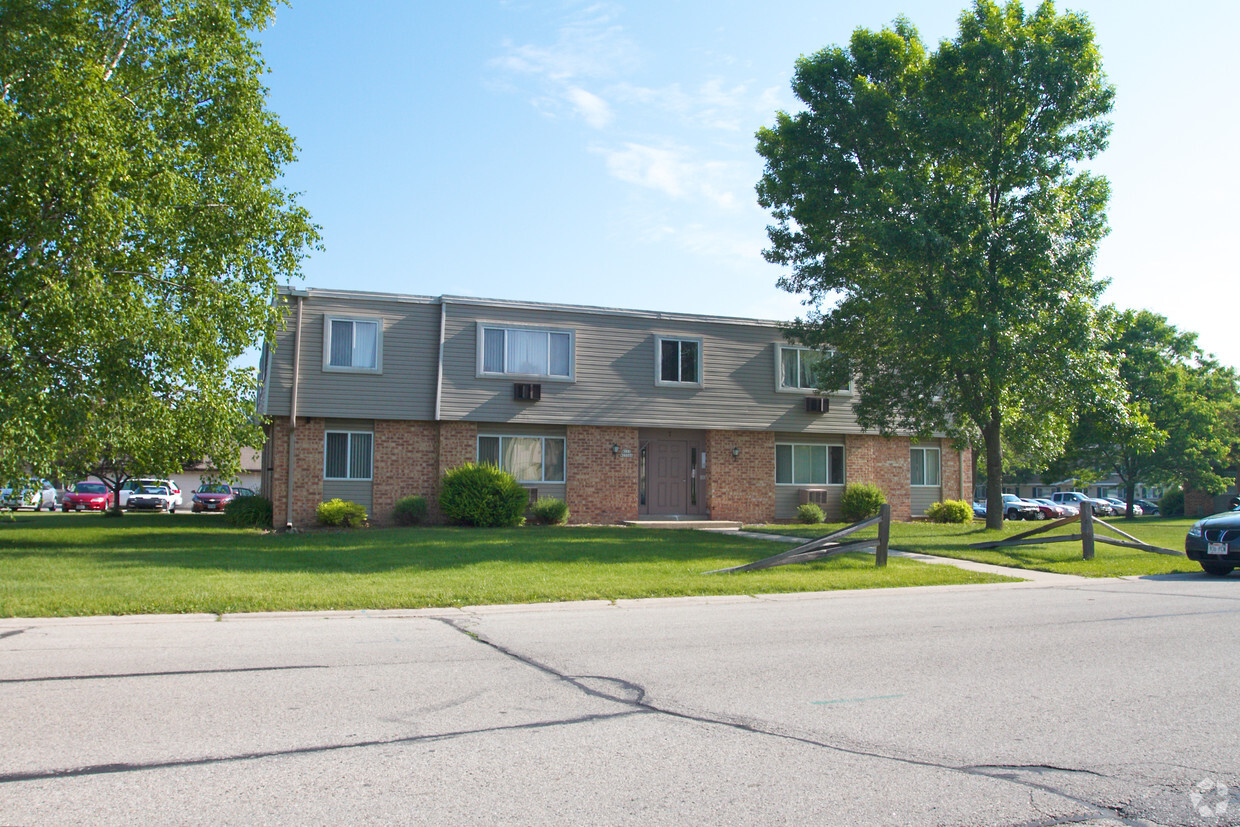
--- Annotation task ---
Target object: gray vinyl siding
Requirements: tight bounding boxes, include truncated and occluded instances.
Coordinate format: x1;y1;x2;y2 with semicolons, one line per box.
263;294;440;421
439;302;860;434
911;487;941;516
322;480;372;511
772;432;845;521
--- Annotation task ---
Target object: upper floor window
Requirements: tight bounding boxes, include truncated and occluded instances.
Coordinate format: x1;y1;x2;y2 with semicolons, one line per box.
479;325;573;379
324;317;381;373
777;346;850;394
910;446;941;486
478;435;566;483
775;443;845;485
324;431;373;480
656;336;702;386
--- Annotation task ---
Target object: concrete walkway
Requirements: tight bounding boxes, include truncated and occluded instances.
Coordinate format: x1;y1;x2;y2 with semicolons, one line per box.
731;529;1091;584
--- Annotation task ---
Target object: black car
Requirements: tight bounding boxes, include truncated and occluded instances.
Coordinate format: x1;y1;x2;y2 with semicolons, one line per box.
1134;498;1161;516
1185;504;1240;576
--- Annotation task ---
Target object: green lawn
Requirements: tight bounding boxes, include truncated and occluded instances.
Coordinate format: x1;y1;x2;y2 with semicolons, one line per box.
0;513;1016;617
748;516;1201;578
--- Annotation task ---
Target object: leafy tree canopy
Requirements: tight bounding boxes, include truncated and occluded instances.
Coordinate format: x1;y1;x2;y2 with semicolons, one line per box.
0;0;319;498
756;0;1118;527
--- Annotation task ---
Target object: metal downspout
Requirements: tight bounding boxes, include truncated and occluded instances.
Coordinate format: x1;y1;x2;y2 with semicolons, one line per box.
434;298;446;422
286;294;304;530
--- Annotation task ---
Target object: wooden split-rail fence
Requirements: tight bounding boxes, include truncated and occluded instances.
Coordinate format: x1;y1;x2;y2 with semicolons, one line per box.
707;504;891;574
969;502;1181;559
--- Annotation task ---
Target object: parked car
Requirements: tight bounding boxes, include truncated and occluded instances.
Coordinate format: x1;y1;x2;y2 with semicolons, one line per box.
1001;494;1042;520
127;485;178;512
1134;498;1161;516
1;478;58;511
118;478;182;509
972;501;987;518
191;483;242;512
1049;491;1114;517
232;487;256;498
62;481;115;512
1104;497;1142;517
1185;501;1240;576
1029;498;1070;520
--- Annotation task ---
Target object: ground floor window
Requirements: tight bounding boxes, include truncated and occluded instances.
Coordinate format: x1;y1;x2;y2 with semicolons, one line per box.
324;431;373;480
910;446;940;486
775;443;844;485
478;435;566;483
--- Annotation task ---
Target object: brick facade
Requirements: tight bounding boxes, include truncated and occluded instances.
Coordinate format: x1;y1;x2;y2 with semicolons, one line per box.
845;433;912;520
565;425;639;523
705;430;776;523
939;438;972;503
1184;488;1217;518
268;416;325;528
371;420;441;525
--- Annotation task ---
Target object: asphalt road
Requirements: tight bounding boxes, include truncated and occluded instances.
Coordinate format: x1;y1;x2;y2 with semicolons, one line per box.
2;575;1237;826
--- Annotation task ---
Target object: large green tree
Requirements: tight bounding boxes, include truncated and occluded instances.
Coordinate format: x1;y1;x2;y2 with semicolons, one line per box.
756;1;1117;527
1050;309;1240;516
0;0;318;502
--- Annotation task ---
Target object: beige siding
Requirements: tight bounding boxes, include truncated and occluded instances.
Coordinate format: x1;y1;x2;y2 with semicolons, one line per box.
911;487;941;516
263;294;440;421
775;486;844;521
439;302;861;434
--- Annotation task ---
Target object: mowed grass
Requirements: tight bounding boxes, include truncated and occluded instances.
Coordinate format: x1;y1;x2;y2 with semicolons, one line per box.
0;513;1015;617
749;516;1202;577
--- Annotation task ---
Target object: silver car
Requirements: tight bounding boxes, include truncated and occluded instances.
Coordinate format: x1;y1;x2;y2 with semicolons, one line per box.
1;478;58;511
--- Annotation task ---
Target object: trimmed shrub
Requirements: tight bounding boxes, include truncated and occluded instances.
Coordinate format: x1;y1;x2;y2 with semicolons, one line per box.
796;503;825;524
392;495;429;526
225;495;273;528
840;482;886;522
531;497;570;526
316;498;368;527
1159;487;1184;517
439;463;529;528
926;499;972;524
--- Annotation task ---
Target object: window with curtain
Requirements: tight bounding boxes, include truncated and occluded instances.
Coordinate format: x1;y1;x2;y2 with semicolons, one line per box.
324;431;373;479
910;446;941;486
777;346;850;393
479;326;572;378
477;435;566;482
656;336;701;385
774;444;845;485
326;318;380;370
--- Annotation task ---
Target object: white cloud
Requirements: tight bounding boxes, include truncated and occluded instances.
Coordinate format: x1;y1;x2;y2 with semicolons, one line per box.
565;86;613;129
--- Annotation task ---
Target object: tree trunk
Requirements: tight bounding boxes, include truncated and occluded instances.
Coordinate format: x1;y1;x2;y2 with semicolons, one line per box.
984;415;1004;530
1124;482;1137;519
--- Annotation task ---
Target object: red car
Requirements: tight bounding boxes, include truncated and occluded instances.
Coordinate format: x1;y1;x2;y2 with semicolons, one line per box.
62;481;115;512
192;483;238;512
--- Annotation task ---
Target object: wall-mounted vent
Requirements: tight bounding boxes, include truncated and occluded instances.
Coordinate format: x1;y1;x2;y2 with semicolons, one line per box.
514;382;542;401
798;488;831;505
805;396;828;413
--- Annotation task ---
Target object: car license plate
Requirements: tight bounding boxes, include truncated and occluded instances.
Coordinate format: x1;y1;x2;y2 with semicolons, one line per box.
1208;542;1228;556
208;503;217;510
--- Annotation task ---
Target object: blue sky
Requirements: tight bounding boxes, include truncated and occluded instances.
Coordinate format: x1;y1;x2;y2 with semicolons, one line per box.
257;1;1239;369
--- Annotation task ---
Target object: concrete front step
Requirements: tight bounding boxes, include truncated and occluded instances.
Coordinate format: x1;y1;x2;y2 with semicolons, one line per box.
622;519;743;530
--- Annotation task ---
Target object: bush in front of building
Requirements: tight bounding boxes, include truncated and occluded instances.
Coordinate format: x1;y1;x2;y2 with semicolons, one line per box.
225;495;273;528
316;498;368;527
392;495;429;526
840;482;886;522
796;503;825;524
531;497;570;526
1159;486;1184;517
439;463;529;528
925;499;972;524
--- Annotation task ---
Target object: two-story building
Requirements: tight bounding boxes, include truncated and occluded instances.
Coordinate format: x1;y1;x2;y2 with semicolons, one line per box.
257;288;971;527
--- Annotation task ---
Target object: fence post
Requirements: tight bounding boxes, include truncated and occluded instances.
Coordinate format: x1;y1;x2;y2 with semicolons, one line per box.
1081;501;1094;560
876;503;890;567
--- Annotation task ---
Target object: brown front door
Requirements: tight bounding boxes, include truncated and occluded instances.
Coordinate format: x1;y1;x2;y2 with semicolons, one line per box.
649;440;688;515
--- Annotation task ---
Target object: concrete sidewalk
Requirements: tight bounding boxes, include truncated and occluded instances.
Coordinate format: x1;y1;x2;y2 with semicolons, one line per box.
732;529;1091;584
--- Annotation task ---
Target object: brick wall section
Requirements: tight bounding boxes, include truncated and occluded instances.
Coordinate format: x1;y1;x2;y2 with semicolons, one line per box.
705;430;776;523
845;433;911;520
1184;488;1216;518
566;425;638;523
437;421;477;477
268;416;325;528
371;420;440;525
939;439;972;503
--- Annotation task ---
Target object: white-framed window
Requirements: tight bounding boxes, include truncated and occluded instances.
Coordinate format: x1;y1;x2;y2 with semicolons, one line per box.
910;446;941;486
477;435;566;483
324;431;373;480
776;346;851;394
477;324;573;380
655;336;702;386
775;443;845;485
323;317;382;373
